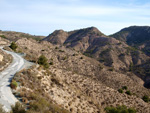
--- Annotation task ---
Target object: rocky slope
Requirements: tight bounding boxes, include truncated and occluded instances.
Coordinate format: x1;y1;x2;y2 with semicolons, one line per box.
11;37;150;113
111;26;150;88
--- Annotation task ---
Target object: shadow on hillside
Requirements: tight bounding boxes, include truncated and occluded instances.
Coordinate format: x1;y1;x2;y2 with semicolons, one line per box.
132;61;150;89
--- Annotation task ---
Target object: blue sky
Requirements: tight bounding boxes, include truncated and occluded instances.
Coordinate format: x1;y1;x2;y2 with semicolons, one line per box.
0;0;150;36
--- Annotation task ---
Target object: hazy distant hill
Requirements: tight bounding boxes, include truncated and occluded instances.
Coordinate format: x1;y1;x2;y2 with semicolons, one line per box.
0;30;45;41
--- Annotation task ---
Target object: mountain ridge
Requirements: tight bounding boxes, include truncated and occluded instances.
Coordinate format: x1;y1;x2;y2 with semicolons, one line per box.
111;26;150;56
42;26;150;71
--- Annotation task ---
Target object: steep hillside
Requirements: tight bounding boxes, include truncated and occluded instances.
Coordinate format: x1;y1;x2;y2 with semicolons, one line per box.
111;26;150;56
0;30;44;41
8;38;150;113
110;26;150;87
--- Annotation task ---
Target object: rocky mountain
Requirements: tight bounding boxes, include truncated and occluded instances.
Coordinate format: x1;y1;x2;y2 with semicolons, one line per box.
42;27;150;71
111;26;150;56
42;27;105;51
0;30;45;41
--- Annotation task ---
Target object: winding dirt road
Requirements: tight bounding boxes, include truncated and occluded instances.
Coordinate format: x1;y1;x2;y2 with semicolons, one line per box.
0;47;33;112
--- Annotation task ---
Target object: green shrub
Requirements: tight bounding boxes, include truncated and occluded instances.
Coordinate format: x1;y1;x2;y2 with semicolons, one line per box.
122;86;128;90
10;42;18;51
118;89;123;93
10;80;18;89
38;55;49;69
142;95;149;102
105;105;136;113
11;102;26;113
55;47;58;49
125;90;132;95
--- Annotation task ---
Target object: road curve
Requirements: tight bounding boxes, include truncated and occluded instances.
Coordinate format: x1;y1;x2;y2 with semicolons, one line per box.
0;47;32;112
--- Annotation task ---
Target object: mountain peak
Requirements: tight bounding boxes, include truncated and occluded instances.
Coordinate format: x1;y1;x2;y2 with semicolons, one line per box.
42;29;68;45
53;29;66;34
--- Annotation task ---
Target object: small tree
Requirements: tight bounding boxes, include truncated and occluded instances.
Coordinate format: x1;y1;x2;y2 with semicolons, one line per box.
38;55;49;69
10;42;18;51
142;95;149;102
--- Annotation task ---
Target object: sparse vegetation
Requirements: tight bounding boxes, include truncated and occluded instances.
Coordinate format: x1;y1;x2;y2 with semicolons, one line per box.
12;68;69;113
105;105;136;113
0;35;7;39
118;86;130;95
6;27;150;113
